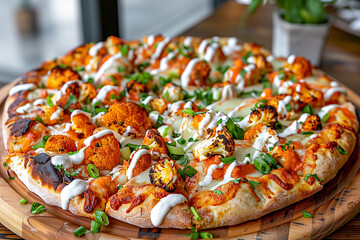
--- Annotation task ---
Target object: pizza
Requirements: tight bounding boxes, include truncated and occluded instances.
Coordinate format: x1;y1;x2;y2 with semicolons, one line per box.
2;35;359;233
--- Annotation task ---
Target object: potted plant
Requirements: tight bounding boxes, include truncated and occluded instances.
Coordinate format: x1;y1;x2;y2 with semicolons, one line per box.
248;0;334;66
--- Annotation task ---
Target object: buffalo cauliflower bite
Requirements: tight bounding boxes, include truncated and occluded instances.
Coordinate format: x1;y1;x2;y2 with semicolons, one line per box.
181;60;211;87
284;56;312;79
142;129;168;158
79;133;121;171
37;105;64;125
79;83;97;103
47;66;81;89
193;127;235;161
161;83;184;103
126;80;147;101
123;149;152;178
248;105;278;129
148;98;167;114
101;102;153;135
149;158;178;192
44;135;77;153
302;114;322;131
244;123;279;151
299;88;324;108
247;54;273;74
71;113;96;138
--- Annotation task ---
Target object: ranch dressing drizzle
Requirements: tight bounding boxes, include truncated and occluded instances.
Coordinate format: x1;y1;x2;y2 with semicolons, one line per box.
324;87;346;101
92;85;119;104
89;42;104;56
198;39;208;56
278;113;309;138
147;35;155;45
221;84;236;100
9;83;36;96
50;108;63;121
198;111;212;136
150;194;187;227
141;96;154;105
199;162;224;187
287;55;296;65
183;36;193;46
152;37;170;60
126;149;149;179
70;110;92;122
277;95;292;116
16;103;31;114
94;52;122;82
222;37;241;56
210;160;243;190
317;104;339;119
181;58;201;89
61;179;89;210
204;43;219;62
51;155;73;169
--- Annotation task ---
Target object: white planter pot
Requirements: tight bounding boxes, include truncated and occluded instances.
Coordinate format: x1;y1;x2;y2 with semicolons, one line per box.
272;12;332;66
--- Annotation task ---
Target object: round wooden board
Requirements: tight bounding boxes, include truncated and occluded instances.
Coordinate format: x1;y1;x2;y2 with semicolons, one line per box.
0;80;359;240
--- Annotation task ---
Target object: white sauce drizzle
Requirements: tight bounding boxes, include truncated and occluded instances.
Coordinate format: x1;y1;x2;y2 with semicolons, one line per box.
317;104;339;119
61;179;89;210
92;85;119;104
50;108;63;121
89;42;104;56
150;194;187;227
126;149;149;179
183;36;193;46
181;58;201;89
152;37;170;60
94;52;122;82
199;162;224;187
9;83;36;96
324;87;346;101
287;55;296;65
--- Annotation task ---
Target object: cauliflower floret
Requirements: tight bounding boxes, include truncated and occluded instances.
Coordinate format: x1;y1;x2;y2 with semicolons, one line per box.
79;133;121;171
71;113;96;138
148;98;167;114
181;60;211;87
247;54;273;75
248;105;278;129
44;135;77;153
270;145;302;172
38;105;64;125
79;83;97;104
302;114;322;131
284;56;312;79
47;66;81;89
123;149;152;178
101;102;153;135
161;83;184;103
299;88;324;108
142;129;168;158
149;158;178;192
61;43;94;68
126;80;147;101
193;127;235;161
244;123;279;151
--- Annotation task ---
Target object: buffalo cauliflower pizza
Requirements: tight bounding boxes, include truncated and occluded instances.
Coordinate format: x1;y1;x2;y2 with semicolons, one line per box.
2;35;359;233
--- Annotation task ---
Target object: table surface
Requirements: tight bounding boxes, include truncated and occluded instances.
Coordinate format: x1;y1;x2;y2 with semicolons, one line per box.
1;1;359;239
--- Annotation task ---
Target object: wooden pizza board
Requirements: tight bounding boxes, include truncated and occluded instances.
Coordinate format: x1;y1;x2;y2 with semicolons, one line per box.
0;80;359;240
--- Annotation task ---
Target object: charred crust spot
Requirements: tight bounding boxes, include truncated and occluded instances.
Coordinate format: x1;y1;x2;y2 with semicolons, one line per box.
95;142;100;147
83;189;100;213
9;119;32;137
8;97;27;118
30;153;72;190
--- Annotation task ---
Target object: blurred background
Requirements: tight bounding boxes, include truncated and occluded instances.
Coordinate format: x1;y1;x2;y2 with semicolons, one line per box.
0;0;359;93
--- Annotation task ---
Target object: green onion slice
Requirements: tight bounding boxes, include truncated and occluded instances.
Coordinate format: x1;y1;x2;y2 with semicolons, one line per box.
95;211;109;226
190;206;201;221
73;226;87;237
87;164;100;178
90;220;101;233
254;157;271;174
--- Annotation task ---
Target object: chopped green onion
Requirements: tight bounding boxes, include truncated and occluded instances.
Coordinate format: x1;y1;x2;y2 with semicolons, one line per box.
285;104;292;111
220;156;236;164
304;173;324;182
95;211;109;226
190;207;201;221
87;164;100;178
120;44;129;56
111;94;120;100
73;226;87;237
181;108;206;116
255;99;267;108
64;93;77;110
68;150;79;155
178;166;197;180
54;164;63;171
35;114;44;124
337;145;347;155
120;147;131;160
117;66;126;72
177;138;186;145
156;115;163;129
302;131;314;135
217;118;222;126
31;202;46;214
46;96;54;107
199;232;213;239
321;113;330;123
178;155;190;167
302;104;314;115
94;107;108;114
212;190;223;195
110;75;117;85
263;153;277;166
254;157;271;174
19;198;27;204
240;69;246;78
248;180;261;189
225;118;244;140
302;210;313;218
90;220;101;233
167;145;184;155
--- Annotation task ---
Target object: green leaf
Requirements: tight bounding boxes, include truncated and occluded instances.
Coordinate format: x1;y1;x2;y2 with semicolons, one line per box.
337;145;347;155
302;210;312;218
321;113;330;123
302;104;314;115
179;155;190;167
248;180;261;189
248;0;263;15
46;96;54;107
212;190;223;195
156;115;163;129
120;44;129;56
64;94;77;109
220;156;236;164
181;109;206;116
304;173;324;182
35;114;44;124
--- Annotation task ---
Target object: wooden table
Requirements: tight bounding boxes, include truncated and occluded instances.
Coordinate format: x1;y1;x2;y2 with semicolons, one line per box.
181;1;360;239
0;1;359;239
